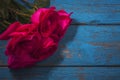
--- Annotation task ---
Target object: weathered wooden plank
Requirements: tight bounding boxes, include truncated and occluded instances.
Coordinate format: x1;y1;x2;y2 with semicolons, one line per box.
0;67;120;80
0;25;120;65
51;0;120;24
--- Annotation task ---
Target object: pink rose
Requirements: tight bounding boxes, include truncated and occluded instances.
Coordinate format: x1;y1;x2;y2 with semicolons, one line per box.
0;22;21;40
31;7;72;38
0;7;72;69
5;23;58;69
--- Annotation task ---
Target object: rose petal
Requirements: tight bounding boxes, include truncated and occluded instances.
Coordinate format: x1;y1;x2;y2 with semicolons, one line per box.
58;10;72;31
0;22;21;40
31;7;56;26
31;8;48;26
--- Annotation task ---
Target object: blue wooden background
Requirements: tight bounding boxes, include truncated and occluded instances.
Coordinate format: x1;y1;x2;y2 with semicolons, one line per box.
0;0;120;80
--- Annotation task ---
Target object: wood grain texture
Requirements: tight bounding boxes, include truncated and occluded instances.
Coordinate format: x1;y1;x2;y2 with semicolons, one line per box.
0;67;120;80
51;0;120;24
0;0;120;79
0;25;120;66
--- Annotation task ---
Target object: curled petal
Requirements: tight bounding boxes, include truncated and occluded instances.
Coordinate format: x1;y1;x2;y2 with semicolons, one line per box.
0;22;21;40
31;7;56;26
31;8;48;26
58;10;72;31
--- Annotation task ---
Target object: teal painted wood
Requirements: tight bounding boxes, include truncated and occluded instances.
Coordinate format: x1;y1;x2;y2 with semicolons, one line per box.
0;25;120;66
51;0;120;24
0;67;120;80
0;0;120;80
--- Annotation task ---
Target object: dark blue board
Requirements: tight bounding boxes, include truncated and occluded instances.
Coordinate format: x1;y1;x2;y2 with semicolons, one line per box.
0;67;120;80
51;0;120;24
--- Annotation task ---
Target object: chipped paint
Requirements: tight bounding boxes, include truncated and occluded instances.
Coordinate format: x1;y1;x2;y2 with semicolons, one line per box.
78;74;85;80
66;53;72;58
62;49;70;54
106;53;113;63
79;67;84;70
88;42;120;48
78;53;81;58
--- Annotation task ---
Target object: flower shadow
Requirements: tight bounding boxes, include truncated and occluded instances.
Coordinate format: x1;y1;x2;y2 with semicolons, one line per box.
10;19;79;80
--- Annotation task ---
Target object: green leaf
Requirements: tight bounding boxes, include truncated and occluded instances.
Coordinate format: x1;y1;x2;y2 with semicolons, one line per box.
34;0;50;8
0;0;50;33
